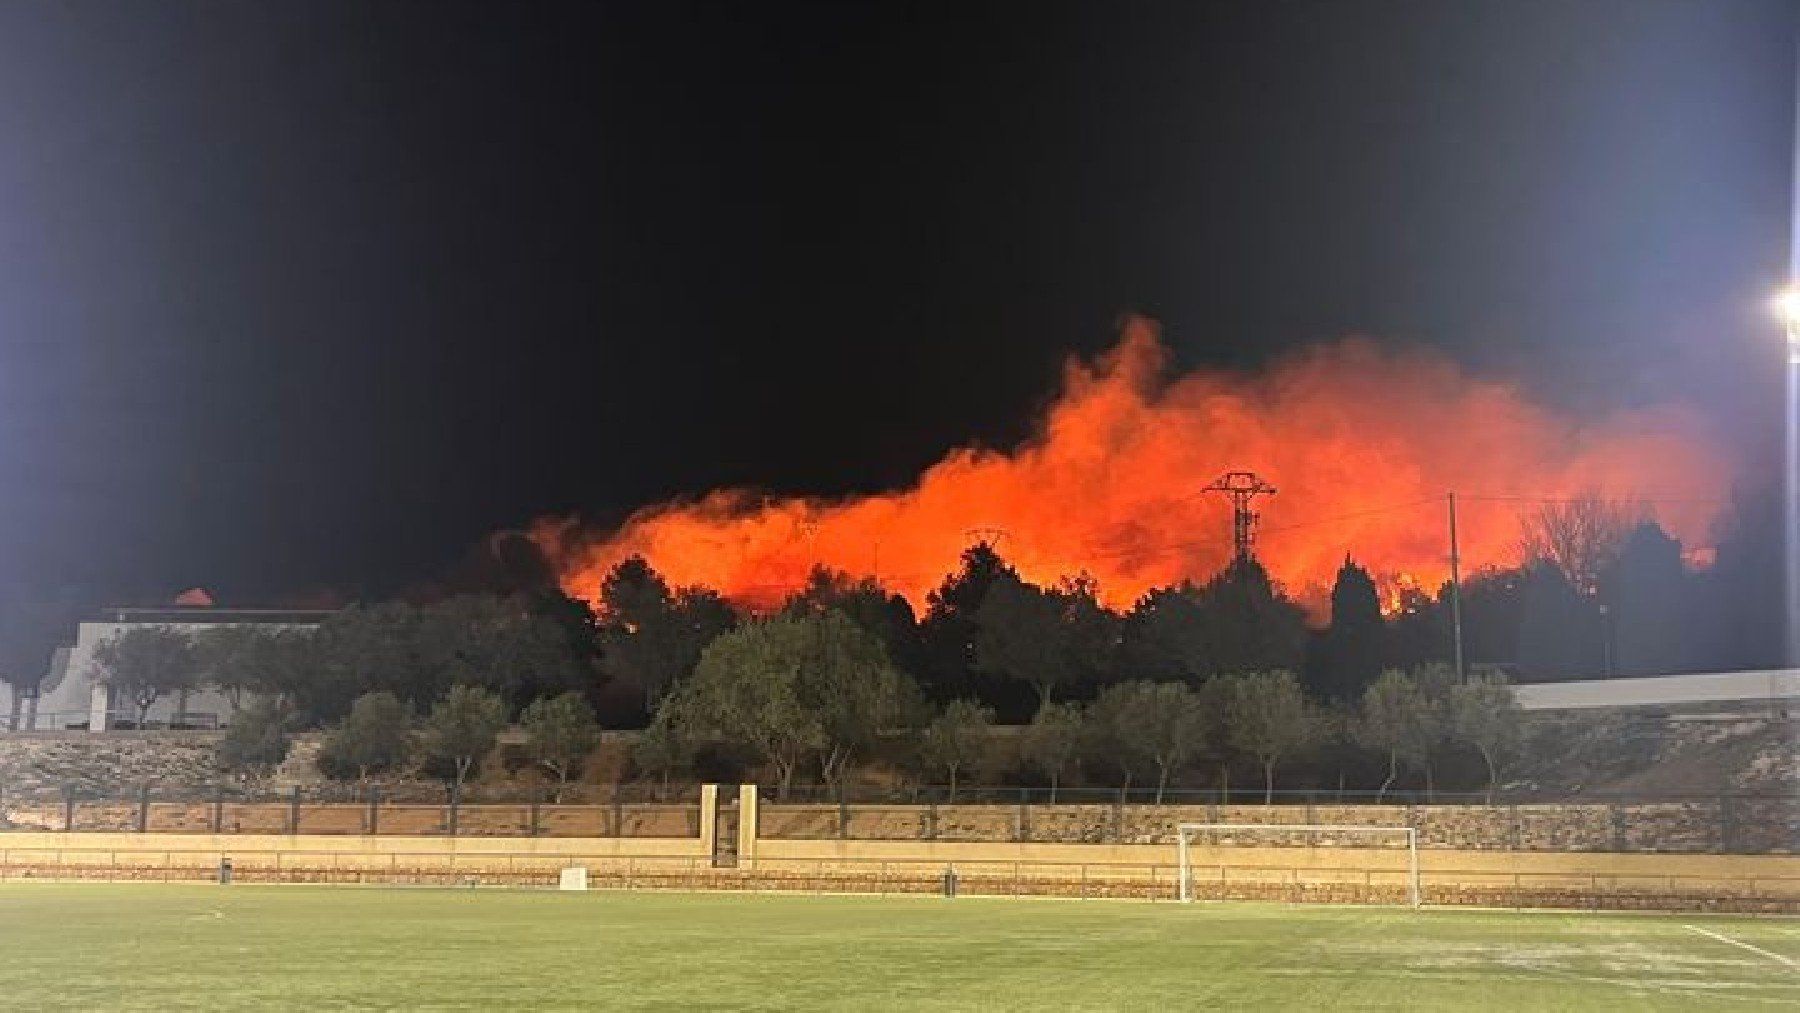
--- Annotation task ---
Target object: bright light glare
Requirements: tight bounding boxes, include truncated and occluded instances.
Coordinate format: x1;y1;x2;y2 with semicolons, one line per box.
1774;288;1800;327
1775;289;1800;363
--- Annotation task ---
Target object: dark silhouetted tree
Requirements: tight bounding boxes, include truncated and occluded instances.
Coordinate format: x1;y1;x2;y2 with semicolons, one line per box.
785;566;925;681
597;557;737;717
656;611;908;799
306;603;424;722
92;626;198;727
1703;488;1788;670
974;575;1111;716
1447;670;1522;803
316;691;411;783
1222;669;1320;803
194;625;317;713
920;543;1018;704
420;685;508;789
1355;669;1430;800
0;586;84;730
520;691;601;799
1385;582;1450;672
633;712;694;797
920;699;993;800
1599;521;1693;676
1118;583;1211;685
1518;494;1641;597
1459;567;1527;670
1516;562;1602;681
1095;681;1206;804
1020;701;1084;802
1193;559;1308;675
216;698;292;774
1306;557;1386;702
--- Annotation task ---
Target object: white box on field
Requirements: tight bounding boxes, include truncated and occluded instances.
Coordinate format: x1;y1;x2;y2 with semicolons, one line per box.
559;867;589;891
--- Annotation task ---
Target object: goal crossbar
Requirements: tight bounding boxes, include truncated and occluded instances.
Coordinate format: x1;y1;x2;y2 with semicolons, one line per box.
1175;823;1420;907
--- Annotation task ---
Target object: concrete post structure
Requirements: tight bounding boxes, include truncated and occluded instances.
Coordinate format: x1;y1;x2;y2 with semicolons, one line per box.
698;784;719;857
736;784;759;869
87;683;109;732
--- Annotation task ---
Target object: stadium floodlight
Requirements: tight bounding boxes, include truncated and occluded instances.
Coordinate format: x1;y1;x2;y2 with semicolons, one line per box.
1774;287;1800;364
1175;823;1420;908
1781;286;1800;669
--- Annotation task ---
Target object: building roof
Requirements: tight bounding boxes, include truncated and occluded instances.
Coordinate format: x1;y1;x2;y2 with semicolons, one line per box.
91;607;337;626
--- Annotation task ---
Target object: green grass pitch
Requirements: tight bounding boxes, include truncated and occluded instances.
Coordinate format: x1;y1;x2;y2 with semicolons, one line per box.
0;885;1794;1010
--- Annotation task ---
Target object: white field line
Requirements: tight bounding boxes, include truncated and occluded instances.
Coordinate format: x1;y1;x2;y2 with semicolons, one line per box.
1684;924;1800;971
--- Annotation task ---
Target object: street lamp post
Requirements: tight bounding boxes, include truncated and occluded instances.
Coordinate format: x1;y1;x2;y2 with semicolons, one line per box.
1776;290;1800;667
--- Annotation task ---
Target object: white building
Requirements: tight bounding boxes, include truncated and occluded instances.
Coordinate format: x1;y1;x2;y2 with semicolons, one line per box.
6;608;333;732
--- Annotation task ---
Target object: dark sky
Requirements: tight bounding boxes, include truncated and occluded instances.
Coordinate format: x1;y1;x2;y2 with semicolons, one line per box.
0;0;1793;606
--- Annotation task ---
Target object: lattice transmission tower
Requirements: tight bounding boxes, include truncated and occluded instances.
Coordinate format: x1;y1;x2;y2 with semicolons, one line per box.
1203;471;1276;566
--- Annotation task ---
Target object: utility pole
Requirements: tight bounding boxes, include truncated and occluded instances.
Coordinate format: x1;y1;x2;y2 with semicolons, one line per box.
1203;471;1276;566
1447;492;1465;680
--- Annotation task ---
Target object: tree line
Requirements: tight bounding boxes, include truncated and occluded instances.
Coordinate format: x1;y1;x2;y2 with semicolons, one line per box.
49;489;1786;797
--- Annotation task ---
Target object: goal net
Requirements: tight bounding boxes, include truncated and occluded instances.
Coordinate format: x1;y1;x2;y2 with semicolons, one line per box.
1175;823;1420;907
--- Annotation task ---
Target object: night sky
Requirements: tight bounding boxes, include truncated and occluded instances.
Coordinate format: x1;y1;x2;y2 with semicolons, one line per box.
0;1;1794;607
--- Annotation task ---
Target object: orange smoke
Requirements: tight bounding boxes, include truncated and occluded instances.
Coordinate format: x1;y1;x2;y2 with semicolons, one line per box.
533;318;1732;619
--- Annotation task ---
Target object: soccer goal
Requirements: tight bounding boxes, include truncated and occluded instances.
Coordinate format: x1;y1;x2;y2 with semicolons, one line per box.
1175;823;1420;908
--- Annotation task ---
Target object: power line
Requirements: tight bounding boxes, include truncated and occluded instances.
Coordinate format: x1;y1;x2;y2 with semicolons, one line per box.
1456;493;1733;507
1257;497;1441;535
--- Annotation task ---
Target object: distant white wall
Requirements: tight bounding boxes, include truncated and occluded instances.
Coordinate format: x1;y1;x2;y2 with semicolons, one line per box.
59;618;323;732
1513;669;1800;712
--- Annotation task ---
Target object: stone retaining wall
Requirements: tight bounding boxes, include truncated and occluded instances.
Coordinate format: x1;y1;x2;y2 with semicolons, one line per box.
758;799;1800;853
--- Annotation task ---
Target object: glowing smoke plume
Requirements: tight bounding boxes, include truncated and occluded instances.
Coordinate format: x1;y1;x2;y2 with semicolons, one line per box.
532;317;1732;616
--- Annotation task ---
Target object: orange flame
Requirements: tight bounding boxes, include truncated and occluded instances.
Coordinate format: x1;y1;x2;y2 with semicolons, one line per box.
533;317;1732;618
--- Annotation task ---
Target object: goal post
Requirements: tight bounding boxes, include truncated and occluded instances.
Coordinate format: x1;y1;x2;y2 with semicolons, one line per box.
1175;823;1420;908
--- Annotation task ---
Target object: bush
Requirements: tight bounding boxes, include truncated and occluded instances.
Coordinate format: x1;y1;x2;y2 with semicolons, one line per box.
316;691;411;782
217;699;292;774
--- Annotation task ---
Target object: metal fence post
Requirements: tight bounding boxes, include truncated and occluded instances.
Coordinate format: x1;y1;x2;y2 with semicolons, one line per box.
1717;795;1735;853
62;785;74;832
135;784;149;834
447;782;460;837
367;786;380;836
1016;788;1029;843
610;787;623;838
1609;803;1626;852
287;786;301;835
212;787;224;835
529;789;541;838
926;800;938;841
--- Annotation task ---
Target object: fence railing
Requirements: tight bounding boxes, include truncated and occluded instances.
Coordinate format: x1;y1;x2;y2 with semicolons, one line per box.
0;783;703;840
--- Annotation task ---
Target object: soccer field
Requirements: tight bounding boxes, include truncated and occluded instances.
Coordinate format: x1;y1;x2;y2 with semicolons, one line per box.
0;886;1793;1011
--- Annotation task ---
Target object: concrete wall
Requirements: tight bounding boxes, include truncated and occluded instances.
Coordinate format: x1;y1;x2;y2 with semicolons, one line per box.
68;620;326;731
742;838;1800;910
1514;668;1800;711
2;827;1792;910
4;785;1796;911
0;831;714;886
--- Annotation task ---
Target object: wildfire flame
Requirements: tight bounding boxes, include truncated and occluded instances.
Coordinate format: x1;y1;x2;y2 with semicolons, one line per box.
533;317;1732;617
